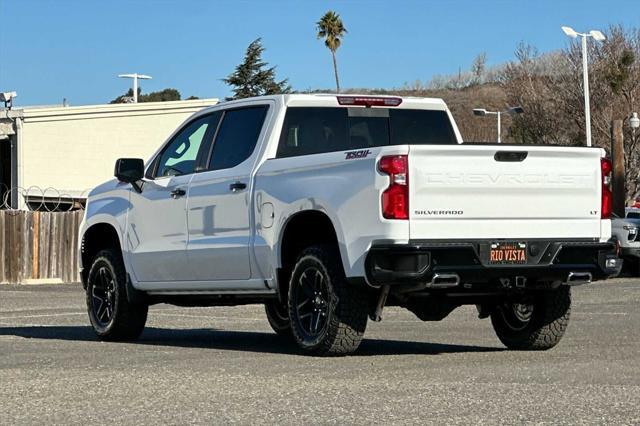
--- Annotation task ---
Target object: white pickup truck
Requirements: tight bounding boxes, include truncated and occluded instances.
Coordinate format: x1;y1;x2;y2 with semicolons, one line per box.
79;94;621;355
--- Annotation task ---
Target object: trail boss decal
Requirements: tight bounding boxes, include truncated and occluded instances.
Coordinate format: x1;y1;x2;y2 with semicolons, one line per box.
345;149;372;160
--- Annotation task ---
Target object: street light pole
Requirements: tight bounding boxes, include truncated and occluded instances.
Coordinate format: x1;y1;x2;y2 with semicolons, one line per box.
581;34;592;147
473;106;523;143
561;26;606;147
118;73;152;103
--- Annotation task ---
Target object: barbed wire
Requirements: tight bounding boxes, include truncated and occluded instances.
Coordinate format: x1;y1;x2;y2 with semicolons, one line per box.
0;185;89;212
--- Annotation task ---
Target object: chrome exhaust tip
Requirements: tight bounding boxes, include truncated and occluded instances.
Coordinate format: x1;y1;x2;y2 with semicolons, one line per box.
427;273;460;288
565;272;592;286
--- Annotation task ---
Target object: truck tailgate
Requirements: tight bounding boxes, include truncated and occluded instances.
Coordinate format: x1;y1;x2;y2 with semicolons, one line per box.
408;145;603;240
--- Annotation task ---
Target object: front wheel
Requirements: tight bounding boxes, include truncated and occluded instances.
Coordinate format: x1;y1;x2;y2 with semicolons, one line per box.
86;249;148;341
288;245;369;356
491;286;571;350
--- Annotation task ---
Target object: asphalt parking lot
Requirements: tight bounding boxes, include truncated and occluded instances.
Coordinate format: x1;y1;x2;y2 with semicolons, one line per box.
1;279;639;425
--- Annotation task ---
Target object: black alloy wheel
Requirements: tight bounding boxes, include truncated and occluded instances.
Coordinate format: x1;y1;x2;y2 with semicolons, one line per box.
90;266;117;327
86;249;148;341
287;245;369;356
291;266;332;341
490;287;571;351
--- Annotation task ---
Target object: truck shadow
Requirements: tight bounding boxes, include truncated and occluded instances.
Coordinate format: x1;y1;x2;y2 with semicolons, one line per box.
0;325;504;356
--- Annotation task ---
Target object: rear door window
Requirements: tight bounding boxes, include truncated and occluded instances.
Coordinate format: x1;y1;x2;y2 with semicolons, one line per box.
207;106;269;170
277;107;348;157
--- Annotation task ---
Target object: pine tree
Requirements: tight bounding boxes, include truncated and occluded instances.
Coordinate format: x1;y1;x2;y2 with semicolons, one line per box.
223;38;290;100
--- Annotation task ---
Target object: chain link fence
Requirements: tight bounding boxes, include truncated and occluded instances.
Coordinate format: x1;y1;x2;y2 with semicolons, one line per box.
0;184;90;212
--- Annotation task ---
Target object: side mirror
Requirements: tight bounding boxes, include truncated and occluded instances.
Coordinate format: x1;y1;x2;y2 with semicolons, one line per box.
114;158;144;192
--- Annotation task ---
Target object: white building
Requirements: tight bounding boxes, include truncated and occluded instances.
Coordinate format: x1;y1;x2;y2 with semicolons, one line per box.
0;98;218;209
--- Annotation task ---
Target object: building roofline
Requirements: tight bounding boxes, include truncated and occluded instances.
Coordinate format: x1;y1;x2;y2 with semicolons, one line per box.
21;98;219;119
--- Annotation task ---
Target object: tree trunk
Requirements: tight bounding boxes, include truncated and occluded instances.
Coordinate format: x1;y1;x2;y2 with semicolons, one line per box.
611;120;626;215
332;50;340;94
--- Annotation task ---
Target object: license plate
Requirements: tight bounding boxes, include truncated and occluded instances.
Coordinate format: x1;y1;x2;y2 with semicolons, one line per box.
489;242;527;265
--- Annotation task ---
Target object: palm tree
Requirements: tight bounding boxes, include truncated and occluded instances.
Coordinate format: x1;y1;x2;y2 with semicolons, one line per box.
316;11;347;93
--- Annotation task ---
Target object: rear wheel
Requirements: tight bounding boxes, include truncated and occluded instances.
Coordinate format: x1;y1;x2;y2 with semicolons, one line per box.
86;249;148;341
491;286;571;350
288;245;369;356
265;300;292;338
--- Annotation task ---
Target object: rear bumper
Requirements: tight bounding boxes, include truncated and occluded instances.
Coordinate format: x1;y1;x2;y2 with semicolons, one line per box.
365;240;622;287
621;246;640;259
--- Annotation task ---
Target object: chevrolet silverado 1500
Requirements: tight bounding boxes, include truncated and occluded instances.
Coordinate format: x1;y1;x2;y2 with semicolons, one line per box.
79;94;622;355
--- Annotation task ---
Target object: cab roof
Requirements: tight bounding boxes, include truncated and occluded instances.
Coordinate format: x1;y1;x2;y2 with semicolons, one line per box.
209;93;448;111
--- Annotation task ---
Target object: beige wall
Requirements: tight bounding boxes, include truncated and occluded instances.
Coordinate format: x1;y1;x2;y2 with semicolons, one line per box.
19;99;218;198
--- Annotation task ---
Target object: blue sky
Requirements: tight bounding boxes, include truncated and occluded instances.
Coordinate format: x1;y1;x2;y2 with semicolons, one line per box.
0;0;636;106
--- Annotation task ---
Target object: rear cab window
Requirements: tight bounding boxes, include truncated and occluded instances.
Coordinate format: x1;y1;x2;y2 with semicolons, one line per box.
276;106;457;158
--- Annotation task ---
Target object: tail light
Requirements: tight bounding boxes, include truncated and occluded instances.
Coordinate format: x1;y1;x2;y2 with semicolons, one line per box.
379;155;409;220
601;158;613;219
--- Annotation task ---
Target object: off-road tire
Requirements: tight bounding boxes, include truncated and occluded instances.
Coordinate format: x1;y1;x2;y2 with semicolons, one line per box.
265;300;293;339
288;245;369;356
491;286;571;350
86;249;148;341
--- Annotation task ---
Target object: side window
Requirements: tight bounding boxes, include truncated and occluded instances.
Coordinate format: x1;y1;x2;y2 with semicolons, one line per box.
276;107;348;157
207;106;268;170
155;115;214;177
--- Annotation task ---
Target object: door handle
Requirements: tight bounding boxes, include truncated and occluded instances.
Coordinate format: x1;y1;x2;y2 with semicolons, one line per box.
170;188;186;199
229;182;247;192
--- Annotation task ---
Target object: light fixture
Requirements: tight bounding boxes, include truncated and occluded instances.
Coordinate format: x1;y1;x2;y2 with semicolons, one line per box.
472;106;524;143
118;73;152;103
561;26;606;147
561;26;578;38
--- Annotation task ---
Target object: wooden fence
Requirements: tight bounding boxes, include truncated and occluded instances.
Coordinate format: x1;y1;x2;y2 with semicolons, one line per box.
0;210;83;284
